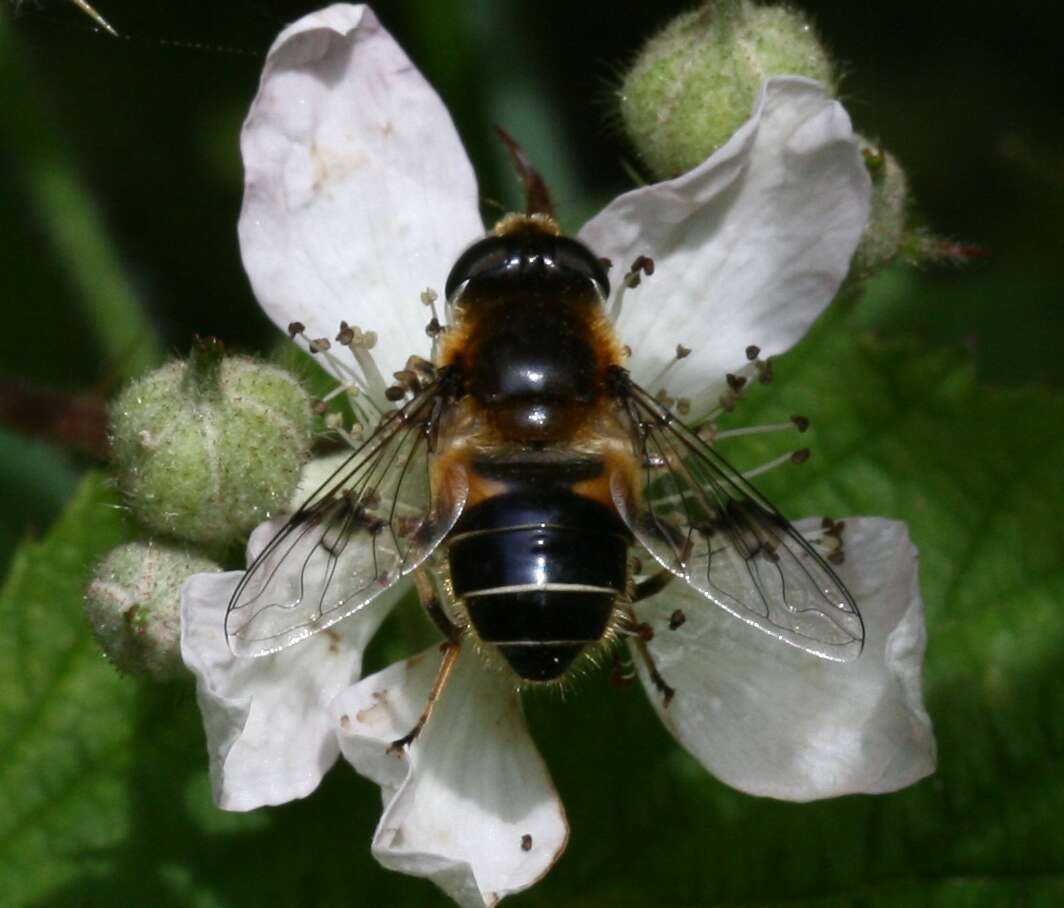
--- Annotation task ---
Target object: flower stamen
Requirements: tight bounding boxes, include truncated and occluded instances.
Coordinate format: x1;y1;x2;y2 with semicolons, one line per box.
335;322;391;412
606;254;654;323
741;447;810;481
646;342;693;401
421;288;444;361
807;517;847;565
686;345;776;419
715;415;809;440
288;321;372;402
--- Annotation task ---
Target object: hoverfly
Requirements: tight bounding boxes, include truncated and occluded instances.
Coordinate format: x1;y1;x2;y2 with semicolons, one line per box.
226;201;864;744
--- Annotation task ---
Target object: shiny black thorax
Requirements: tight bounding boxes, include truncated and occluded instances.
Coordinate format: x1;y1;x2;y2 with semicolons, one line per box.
443;223;627;681
446;227;610;444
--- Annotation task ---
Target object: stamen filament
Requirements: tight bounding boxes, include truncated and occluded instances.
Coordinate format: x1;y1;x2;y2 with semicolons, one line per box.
348;344;390;412
607;283;628;324
331;425;365;450
320;382;360;404
715;420;803;440
741;449;808;480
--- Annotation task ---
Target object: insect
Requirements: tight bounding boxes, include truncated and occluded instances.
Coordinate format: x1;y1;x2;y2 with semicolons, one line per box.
225;205;864;746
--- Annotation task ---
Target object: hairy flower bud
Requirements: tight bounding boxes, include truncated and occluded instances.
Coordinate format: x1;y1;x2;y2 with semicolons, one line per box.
853;139;910;275
619;1;836;178
84;541;220;680
110;346;313;546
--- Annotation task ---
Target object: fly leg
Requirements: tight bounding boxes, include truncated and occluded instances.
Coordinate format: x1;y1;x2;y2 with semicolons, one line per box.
388;640;461;754
414;569;463;643
387;571;464;754
633;567;674;602
617;602;675;708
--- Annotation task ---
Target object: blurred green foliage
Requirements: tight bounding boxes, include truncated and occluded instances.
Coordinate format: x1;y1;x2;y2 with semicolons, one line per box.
1;1;1062;906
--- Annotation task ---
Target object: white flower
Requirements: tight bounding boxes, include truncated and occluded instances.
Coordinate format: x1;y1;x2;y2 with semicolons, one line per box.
181;517;401;810
182;5;936;907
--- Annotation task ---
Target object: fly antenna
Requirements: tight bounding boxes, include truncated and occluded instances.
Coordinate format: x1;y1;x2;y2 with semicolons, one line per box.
494;126;555;218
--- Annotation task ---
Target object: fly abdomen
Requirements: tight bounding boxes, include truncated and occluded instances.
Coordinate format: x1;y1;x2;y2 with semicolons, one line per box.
448;475;629;682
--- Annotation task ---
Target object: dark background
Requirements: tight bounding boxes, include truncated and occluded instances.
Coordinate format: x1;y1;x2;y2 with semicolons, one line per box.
4;0;1058;561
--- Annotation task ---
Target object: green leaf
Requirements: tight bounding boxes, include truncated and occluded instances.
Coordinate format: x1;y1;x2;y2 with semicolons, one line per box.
0;472;135;904
4;306;1063;907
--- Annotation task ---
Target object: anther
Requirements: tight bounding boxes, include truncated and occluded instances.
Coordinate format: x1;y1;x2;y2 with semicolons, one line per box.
791;415;810;432
668;609;686;630
335;322;389;410
654;388;676;409
696;422;717;444
822;517;846;538
726;373;747;392
336;322;355;346
647;341;694;396
790;448;810;465
745;345;761;361
287;323;372;407
623;254;655;288
405;355;436;380
420;288;445;354
810;518;847;564
392;369;419;392
347;327;378;349
599;257;613;272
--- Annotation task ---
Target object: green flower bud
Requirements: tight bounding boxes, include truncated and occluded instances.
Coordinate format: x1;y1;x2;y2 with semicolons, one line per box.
84;541;220;680
619;1;836;178
853;139;910;275
110;345;313;546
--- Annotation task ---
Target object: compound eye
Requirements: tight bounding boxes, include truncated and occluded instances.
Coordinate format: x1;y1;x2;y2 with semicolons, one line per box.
553;237;610;300
444;233;611;303
445;236;511;301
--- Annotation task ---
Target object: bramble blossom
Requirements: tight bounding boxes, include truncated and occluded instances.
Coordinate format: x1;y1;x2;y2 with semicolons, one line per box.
182;6;935;907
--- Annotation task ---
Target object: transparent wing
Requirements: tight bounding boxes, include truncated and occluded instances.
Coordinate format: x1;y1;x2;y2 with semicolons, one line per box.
225;382;467;657
613;379;864;662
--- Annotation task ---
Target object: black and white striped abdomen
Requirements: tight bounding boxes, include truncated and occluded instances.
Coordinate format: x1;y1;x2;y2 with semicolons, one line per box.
448;469;630;681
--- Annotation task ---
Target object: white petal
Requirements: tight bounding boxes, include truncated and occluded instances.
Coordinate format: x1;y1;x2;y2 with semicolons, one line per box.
239;4;483;390
579;78;870;413
289;451;351;510
181;568;400;811
332;647;568;907
634;517;935;800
